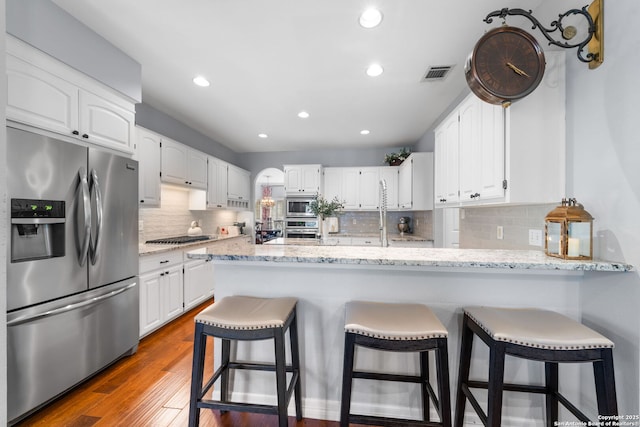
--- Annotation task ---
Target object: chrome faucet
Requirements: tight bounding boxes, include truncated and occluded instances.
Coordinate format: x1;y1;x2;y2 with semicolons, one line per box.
379;179;389;247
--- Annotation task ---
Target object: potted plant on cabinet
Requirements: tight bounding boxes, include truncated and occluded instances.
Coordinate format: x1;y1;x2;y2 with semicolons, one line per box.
384;147;411;166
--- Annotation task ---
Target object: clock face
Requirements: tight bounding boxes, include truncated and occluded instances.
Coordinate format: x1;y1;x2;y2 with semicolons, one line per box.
466;26;546;106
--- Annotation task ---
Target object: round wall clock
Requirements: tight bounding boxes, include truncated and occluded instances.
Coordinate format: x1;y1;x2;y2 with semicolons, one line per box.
465;26;546;107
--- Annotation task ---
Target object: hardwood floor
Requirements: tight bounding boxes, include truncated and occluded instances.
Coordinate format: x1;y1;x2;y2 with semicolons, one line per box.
15;300;358;427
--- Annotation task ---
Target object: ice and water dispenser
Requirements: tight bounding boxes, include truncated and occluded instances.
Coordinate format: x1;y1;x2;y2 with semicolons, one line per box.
11;198;65;262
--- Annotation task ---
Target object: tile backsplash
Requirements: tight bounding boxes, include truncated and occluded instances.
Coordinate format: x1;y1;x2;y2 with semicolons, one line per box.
139;186;238;242
338;210;433;238
459;204;556;250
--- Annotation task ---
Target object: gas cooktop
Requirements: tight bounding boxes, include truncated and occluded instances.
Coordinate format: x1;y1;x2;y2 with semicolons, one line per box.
145;235;212;244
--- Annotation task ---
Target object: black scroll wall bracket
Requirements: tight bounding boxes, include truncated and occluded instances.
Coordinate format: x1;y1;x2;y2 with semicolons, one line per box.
484;0;604;69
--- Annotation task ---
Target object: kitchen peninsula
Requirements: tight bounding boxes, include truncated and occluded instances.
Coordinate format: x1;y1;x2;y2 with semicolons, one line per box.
187;240;631;424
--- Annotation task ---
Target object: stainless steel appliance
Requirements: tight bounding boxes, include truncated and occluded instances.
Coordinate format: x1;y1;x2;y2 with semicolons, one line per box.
285;197;315;217
6;126;139;424
284;217;318;239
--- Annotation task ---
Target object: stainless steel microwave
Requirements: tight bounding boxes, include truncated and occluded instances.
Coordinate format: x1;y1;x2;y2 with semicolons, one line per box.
286;197;315;217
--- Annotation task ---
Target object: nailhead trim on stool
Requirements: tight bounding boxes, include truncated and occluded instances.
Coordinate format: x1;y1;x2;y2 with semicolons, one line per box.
188;296;302;427
454;306;618;427
340;301;452;427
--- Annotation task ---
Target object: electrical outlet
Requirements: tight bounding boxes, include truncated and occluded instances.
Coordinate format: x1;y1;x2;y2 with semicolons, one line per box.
352;218;357;225
496;226;504;240
529;229;543;247
138;220;144;231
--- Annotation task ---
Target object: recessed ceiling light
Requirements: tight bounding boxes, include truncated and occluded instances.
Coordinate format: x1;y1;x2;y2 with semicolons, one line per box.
359;8;383;28
360;130;370;135
258;133;268;139
366;64;384;77
192;76;210;87
297;111;310;119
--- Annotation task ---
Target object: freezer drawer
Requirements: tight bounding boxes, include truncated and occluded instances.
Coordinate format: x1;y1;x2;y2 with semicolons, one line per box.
7;278;139;424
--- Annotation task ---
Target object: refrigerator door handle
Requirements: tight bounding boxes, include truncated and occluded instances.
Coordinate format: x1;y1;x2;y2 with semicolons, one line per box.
89;169;103;265
78;167;92;267
7;282;137;327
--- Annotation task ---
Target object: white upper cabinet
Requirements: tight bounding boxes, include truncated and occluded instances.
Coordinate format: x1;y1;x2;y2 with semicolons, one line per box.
398;153;434;211
379;167;399;210
207;157;228;209
136;127;161;207
161;138;207;189
284;164;322;195
322;167;342;202
433;51;566;207
340;167;380;210
6;36;135;154
227;164;251;209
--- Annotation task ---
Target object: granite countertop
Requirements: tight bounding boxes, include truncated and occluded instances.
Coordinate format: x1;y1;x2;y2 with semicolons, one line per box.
139;234;250;255
185;239;633;272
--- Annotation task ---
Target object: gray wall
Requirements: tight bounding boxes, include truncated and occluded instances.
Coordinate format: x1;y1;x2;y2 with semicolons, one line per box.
136;103;240;165
6;0;141;102
242;144;414;177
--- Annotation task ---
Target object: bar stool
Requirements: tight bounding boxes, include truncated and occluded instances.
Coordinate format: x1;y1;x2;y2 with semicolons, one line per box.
340;301;452;427
454;306;618;427
188;296;302;427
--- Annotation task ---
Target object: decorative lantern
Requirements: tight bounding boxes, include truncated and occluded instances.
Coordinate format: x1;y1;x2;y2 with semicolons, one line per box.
544;198;594;260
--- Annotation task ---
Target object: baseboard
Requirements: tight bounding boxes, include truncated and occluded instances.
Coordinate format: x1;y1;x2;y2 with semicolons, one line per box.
217;391;543;426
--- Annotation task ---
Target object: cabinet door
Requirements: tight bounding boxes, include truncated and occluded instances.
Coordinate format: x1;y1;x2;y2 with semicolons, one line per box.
479;102;505;201
163;265;184;322
398;160;412;209
228;165;250;200
187;149;208;189
139;271;162;337
161;138;188;185
207;157;228;208
442;117;460;204
342;168;360;210
7;54;79;136
323;168;342;202
137;127;161;207
78;90;135;152
184;259;213;310
458;97;481;202
301;166;321;194
379;167;399;210
434;126;447;206
359;168;380;209
284;166;302;194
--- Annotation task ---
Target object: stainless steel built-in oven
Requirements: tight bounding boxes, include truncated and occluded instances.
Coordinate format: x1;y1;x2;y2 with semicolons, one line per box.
284;218;318;239
286;197;315;217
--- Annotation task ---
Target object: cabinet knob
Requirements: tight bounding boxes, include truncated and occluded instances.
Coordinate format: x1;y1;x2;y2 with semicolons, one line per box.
160;272;165;276
140;200;144;203
82;134;89;139
72;130;79;135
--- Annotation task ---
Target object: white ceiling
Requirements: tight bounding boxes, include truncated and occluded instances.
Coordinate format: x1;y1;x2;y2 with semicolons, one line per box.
53;0;546;153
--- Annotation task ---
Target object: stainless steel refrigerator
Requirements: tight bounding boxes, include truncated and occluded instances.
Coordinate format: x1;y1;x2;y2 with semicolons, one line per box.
6;126;140;424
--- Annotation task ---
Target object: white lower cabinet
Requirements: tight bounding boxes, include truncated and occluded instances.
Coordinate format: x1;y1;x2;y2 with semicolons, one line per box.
183;258;214;311
139;256;184;338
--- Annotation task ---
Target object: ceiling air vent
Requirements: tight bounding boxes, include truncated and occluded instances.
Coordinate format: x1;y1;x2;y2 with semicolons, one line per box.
422;65;453;82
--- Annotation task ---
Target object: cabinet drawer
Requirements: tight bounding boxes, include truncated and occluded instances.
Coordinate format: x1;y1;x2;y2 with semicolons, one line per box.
139;250;183;274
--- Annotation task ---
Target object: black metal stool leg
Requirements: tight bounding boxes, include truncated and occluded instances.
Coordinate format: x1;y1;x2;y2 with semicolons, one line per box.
340;332;356;427
594;349;618;416
420;350;430;422
274;328;288;427
545;362;559;427
486;342;506;427
289;308;303;420
436;338;452;427
220;338;231;409
454;315;474;427
189;323;207;427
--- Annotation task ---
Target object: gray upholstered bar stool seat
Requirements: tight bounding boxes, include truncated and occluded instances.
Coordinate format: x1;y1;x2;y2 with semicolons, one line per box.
188;296;302;427
454;306;618;427
340;301;452;427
